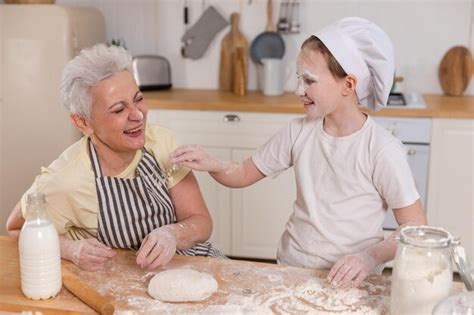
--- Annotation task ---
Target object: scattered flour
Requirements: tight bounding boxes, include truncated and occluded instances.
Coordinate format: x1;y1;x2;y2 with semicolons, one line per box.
71;255;389;314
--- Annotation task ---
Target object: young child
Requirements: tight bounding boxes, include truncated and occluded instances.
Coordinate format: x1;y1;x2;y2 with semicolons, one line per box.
170;17;426;287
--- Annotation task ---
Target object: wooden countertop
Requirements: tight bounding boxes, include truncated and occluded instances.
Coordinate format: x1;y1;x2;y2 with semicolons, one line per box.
0;236;94;314
0;236;395;314
144;89;474;119
1;236;466;314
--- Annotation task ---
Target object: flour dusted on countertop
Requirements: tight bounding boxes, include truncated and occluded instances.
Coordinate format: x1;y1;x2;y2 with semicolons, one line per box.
68;252;390;314
291;277;386;314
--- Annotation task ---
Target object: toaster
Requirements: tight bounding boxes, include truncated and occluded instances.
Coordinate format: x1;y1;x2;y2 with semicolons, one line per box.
132;55;172;90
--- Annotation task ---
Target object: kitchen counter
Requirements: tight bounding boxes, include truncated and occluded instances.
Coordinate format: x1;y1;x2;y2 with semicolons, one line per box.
144;89;474;119
0;236;94;314
0;236;389;314
0;236;466;314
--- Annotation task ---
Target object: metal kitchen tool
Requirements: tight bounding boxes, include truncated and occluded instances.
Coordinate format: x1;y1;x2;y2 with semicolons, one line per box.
277;0;289;33
250;0;285;65
181;0;190;57
132;55;172;91
289;0;300;34
451;236;474;291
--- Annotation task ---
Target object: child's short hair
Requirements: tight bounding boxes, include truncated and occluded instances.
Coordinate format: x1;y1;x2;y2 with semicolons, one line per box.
301;36;347;80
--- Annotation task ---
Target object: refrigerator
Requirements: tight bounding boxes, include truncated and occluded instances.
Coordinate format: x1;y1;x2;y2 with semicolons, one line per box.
0;5;105;234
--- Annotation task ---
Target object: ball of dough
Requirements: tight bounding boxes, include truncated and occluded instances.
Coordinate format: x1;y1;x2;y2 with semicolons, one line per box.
148;268;218;302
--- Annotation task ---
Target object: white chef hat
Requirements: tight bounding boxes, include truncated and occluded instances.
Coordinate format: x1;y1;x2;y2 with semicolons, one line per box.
314;17;394;111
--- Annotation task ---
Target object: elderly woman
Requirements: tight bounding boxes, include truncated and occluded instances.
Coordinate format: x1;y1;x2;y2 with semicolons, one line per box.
6;44;222;271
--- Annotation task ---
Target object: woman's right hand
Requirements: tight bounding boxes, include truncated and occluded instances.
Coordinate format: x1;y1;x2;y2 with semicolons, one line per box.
61;237;116;271
170;145;225;173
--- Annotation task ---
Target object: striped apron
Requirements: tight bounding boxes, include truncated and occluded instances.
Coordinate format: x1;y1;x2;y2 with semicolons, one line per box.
88;139;222;257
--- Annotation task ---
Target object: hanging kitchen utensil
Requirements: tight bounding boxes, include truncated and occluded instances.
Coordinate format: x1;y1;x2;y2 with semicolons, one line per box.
438;46;473;96
219;12;248;92
250;0;285;65
277;0;289;34
180;0;190;57
289;0;300;34
181;6;228;60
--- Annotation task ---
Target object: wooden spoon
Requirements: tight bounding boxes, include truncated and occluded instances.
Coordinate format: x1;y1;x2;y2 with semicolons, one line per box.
438;46;473;96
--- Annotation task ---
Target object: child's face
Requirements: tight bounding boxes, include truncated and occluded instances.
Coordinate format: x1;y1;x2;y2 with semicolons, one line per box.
296;49;345;118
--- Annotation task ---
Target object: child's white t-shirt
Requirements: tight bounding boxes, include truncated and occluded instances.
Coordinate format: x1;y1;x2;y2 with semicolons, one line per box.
252;115;420;269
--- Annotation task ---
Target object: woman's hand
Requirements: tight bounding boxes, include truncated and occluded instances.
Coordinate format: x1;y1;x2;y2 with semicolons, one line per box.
327;252;377;288
61;237;116;271
170;145;226;173
136;225;177;270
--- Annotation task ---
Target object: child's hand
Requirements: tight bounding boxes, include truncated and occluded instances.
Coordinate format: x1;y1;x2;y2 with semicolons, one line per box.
170;145;226;173
326;252;377;288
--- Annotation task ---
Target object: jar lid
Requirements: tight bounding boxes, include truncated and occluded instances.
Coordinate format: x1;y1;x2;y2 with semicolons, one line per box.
400;225;451;248
26;192;46;204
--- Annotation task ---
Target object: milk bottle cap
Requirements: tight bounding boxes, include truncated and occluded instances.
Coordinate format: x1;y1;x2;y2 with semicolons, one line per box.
27;192;46;204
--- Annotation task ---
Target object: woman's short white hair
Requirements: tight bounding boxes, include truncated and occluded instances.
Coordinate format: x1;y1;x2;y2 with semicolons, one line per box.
60;43;133;118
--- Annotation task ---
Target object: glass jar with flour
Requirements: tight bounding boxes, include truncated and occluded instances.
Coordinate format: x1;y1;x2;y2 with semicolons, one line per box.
391;226;453;315
18;192;62;299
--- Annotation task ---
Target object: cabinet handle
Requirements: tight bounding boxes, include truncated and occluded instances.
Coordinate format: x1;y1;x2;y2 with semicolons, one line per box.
223;114;241;122
407;149;416;155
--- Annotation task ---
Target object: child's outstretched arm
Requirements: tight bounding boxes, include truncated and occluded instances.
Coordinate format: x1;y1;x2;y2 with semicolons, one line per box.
170;145;265;188
327;199;427;288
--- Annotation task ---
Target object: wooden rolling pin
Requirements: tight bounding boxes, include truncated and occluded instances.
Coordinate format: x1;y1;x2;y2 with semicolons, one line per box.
62;267;114;315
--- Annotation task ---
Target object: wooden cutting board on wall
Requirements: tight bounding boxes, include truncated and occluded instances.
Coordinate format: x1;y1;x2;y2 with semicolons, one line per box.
219;12;248;93
438;46;474;96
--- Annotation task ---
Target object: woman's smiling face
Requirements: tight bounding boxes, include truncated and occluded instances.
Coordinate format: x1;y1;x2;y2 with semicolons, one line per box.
296;49;346;118
87;70;148;154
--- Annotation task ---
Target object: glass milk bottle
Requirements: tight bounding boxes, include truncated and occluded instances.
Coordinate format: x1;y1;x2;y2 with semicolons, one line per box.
19;193;62;299
391;226;453;315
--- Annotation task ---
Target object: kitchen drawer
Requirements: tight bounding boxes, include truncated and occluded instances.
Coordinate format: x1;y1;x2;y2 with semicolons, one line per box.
372;117;432;143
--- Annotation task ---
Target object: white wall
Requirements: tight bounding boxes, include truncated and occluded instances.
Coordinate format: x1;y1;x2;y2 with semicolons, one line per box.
0;0;471;95
52;0;474;96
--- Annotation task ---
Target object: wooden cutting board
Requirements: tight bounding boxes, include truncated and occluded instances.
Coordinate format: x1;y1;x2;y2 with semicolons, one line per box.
219;12;248;93
439;46;474;96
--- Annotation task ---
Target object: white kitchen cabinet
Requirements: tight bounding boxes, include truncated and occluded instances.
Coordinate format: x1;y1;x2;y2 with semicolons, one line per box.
427;118;474;262
231;148;296;259
148;109;302;259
